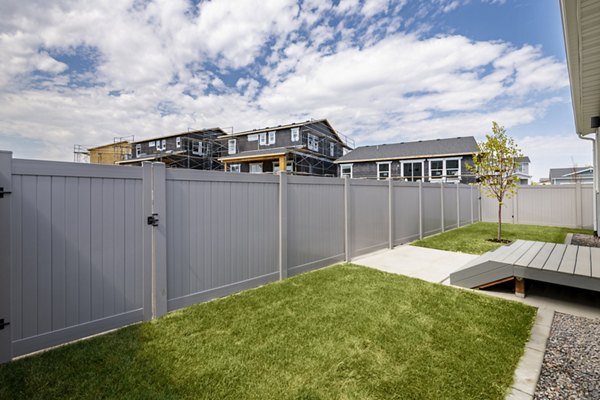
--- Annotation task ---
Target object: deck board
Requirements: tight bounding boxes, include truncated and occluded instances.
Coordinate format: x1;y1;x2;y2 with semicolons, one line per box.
558;245;578;274
514;241;545;267
542;244;567;272
496;240;528;263
590;248;600;278
503;241;536;264
574;246;591;277
528;243;556;269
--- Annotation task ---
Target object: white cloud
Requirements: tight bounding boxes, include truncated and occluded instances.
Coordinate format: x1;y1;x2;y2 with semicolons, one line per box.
0;0;578;182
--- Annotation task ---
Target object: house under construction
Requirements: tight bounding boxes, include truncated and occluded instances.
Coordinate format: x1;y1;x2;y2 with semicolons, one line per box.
116;128;228;170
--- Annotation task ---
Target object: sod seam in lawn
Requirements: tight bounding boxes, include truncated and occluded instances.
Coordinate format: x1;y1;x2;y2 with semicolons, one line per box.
0;264;536;400
412;221;593;255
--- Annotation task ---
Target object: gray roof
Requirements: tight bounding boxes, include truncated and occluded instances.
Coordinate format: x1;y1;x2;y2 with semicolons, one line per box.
335;136;478;163
549;167;593;179
516;156;531;163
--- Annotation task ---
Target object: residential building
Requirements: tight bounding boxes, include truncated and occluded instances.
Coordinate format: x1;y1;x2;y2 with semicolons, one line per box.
514;156;532;185
218;119;354;176
87;141;132;165
549;167;594;185
334;136;478;183
117;128;227;169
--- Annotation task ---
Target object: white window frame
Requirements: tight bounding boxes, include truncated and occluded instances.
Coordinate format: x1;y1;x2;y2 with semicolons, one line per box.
192;141;203;155
268;131;276;145
291;127;300;142
149;141;155;148
428;157;462;182
229;164;241;173
400;160;424;182
159;139;166;151
249;162;263;174
176;137;181;148
307;133;319;152
135;144;141;157
228;139;236;155
259;133;267;146
273;161;293;173
377;161;392;180
340;164;353;178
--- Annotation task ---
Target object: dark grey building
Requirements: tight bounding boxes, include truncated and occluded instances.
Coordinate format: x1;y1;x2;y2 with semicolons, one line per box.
117;128;227;169
334;136;478;183
549;166;593;184
218;119;353;176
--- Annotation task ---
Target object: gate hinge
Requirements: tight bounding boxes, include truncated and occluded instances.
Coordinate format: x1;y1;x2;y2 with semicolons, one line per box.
0;319;10;330
0;187;11;199
147;213;159;227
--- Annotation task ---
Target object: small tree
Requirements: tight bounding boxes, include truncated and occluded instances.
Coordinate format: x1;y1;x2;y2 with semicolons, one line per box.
468;122;522;241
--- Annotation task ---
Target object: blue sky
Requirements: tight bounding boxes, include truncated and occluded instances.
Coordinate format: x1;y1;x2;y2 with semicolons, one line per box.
0;0;591;180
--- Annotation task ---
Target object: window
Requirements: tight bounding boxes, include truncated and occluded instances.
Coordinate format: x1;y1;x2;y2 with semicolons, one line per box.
307;134;319;151
176;137;181;148
248;134;258;142
446;159;459;177
158;139;166;151
291;127;300;142
430;160;444;179
192;141;203;155
377;162;391;180
135;144;141;157
330;143;335;157
149;141;155;148
340;164;353;178
249;163;263;174
229;164;241;173
273;161;293;173
402;161;423;182
259;133;267;145
228;139;236;154
268;131;276;145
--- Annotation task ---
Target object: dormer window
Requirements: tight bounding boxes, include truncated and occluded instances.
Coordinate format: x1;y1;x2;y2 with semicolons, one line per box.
307;134;319;151
291;127;300;142
268;131;276;145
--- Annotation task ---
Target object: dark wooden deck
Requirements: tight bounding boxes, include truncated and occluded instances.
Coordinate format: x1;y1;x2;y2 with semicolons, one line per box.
450;240;600;293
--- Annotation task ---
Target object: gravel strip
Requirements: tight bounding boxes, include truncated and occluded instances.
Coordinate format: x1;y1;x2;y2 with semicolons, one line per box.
534;312;600;400
570;234;600;248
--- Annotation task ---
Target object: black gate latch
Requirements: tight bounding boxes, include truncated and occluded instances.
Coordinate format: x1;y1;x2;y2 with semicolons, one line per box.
0;187;11;199
147;213;159;227
0;319;10;330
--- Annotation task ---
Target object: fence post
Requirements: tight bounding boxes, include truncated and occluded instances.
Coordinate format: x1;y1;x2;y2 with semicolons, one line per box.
440;182;445;232
576;181;583;228
279;172;288;279
418;181;423;239
344;176;351;262
0;151;13;364
388;178;394;249
142;162;167;320
456;183;460;228
470;185;474;224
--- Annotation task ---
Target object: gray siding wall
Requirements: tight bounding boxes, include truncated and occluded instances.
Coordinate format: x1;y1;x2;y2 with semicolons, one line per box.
481;184;594;229
342;156;475;183
0;152;480;362
132;130;223;160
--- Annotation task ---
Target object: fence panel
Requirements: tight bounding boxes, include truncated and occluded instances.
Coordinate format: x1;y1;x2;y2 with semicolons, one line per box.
481;184;593;229
165;171;279;312
350;180;389;257
9;159;145;358
459;186;472;226
393;182;420;245
287;176;345;276
443;183;458;230
422;183;442;236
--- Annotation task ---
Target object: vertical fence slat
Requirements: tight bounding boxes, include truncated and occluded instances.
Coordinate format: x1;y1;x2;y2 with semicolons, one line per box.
418;181;423;239
279;172;288;279
0;151;12;363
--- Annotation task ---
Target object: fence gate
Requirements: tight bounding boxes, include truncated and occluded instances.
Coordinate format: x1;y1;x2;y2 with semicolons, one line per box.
0;151;12;363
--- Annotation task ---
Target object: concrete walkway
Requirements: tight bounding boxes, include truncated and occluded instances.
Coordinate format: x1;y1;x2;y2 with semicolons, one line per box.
353;245;477;284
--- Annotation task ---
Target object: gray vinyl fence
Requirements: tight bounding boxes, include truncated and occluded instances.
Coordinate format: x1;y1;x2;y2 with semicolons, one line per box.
0;151;480;363
480;184;594;229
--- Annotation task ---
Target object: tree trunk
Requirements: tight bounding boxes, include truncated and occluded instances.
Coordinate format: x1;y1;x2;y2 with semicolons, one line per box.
498;202;502;241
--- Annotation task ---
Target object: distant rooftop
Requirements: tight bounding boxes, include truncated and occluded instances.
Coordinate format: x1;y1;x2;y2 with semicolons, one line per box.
335;136;478;163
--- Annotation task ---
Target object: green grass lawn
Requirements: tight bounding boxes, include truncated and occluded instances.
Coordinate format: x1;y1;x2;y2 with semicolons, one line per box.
412;222;593;255
0;264;535;400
